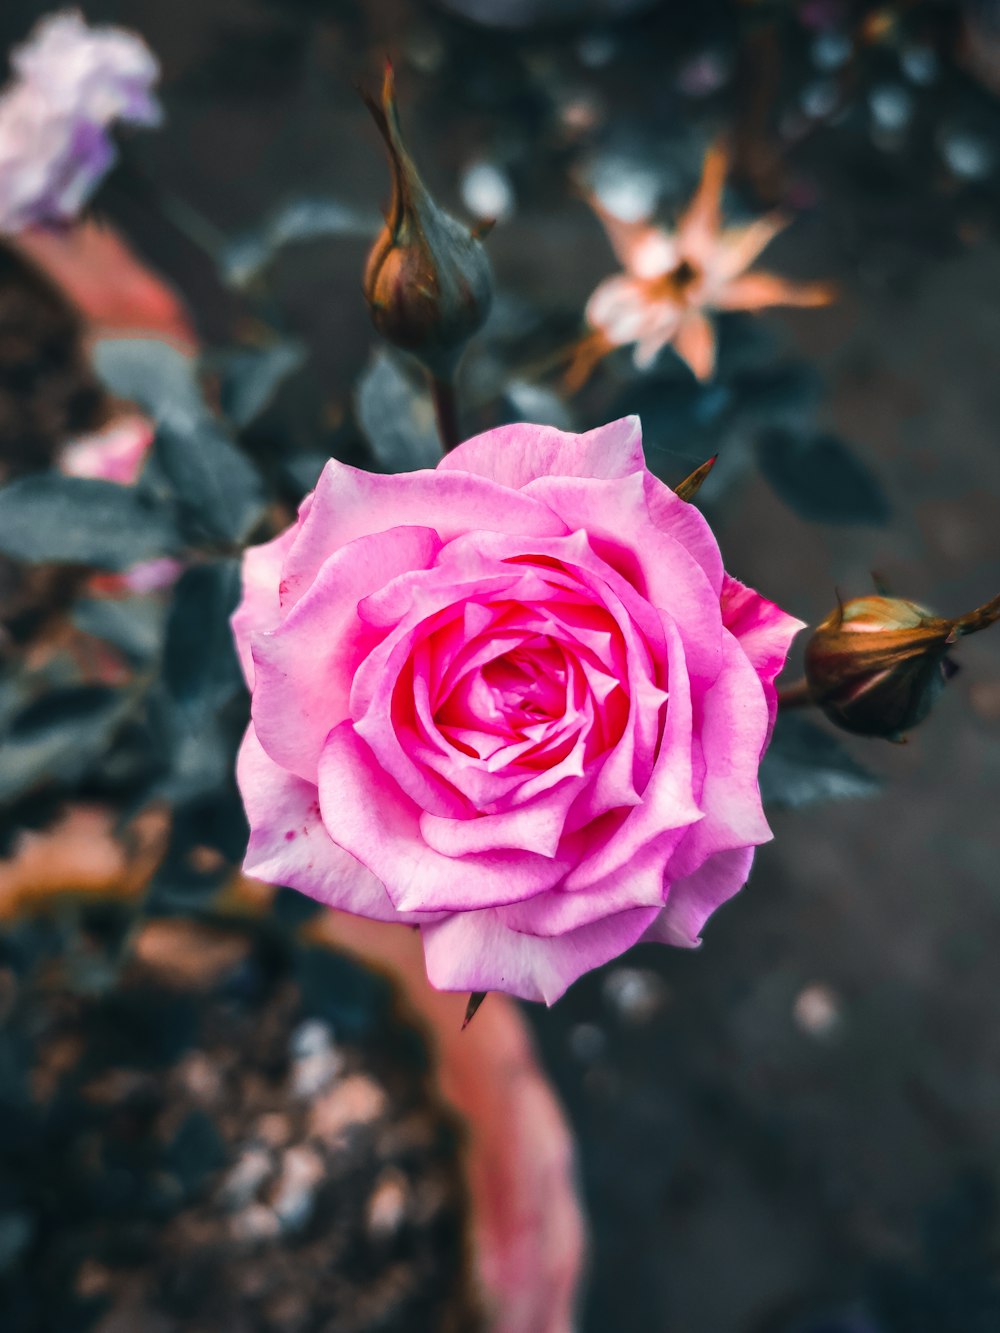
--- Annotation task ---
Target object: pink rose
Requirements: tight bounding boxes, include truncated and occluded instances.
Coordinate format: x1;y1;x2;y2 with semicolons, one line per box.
233;417;801;1003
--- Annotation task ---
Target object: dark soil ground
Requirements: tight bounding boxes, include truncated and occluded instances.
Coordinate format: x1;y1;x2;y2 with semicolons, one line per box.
0;914;481;1333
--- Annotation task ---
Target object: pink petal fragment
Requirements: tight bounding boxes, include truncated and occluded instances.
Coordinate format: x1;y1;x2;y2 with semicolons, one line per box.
713;271;834;312
672;310;717;381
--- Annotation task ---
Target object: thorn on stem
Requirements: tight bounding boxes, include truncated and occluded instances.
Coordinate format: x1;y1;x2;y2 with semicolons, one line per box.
674;455;718;503
463;991;488;1029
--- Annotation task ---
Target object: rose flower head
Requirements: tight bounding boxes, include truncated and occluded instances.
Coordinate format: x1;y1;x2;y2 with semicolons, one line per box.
363;64;493;380
0;10;161;235
805;590;1000;740
570;145;833;387
233;418;802;1003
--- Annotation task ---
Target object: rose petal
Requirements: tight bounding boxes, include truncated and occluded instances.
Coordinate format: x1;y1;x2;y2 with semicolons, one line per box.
251;526;442;782
563;612;700;891
439;415;644;491
280;459;568;610
421;903;660;1004
522;471;723;686
231;521;301;688
237;725;428;923
643;845;755;947
419;779;580;859
642;471;724;595
667;629;774;882
721;573;805;733
501;826;686;935
318;723;573;913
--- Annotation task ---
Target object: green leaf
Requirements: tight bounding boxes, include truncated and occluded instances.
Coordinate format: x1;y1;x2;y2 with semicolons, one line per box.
94;337;266;545
222;196;379;288
356;349;442;472
154;423;265;547
164;562;243;708
71;596;167;666
0;686;132;803
148;562;247;806
760;713;883;809
214;340;308;429
756;429;890;525
93;338;206;434
0;475;179;569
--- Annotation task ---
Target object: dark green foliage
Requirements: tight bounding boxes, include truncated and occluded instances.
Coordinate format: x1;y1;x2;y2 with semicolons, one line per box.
221;197;378;288
93;337;267;547
151;422;266;547
0;475;179;569
0;687;133;803
214;340;307;429
71;596;166;667
756;429;891;525
143;561;250;913
759;713;883;809
356;349;442;472
91;338;205;433
0;335;263;861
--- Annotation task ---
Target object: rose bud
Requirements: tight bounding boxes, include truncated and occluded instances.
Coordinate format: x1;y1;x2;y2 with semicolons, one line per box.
804;591;1000;740
363;64;493;381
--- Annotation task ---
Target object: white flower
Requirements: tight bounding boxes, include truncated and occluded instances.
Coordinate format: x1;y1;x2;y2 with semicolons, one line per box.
0;9;161;234
12;10;161;128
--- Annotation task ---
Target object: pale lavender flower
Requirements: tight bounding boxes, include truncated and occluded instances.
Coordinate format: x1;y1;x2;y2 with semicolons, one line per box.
12;11;161;128
0;9;161;235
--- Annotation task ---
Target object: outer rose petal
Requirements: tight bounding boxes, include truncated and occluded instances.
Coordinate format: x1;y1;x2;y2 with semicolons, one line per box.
237;725;425;924
421;903;661;1005
721;573;805;732
643;471;724;595
250;526;442;783
231;521;301;688
667;629;774;884
280;459;567;610
643;845;755;947
439;415;644;491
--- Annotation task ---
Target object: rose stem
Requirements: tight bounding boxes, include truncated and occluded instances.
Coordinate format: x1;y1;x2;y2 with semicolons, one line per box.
431;375;461;454
776;677;814;710
955;592;1000;637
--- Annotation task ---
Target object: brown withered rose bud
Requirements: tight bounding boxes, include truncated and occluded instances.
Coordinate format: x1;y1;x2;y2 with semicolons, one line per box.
804;592;1000;740
363;64;493;381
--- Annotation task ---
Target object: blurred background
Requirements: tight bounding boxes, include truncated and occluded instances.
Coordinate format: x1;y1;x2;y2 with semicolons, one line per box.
1;2;1000;1331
